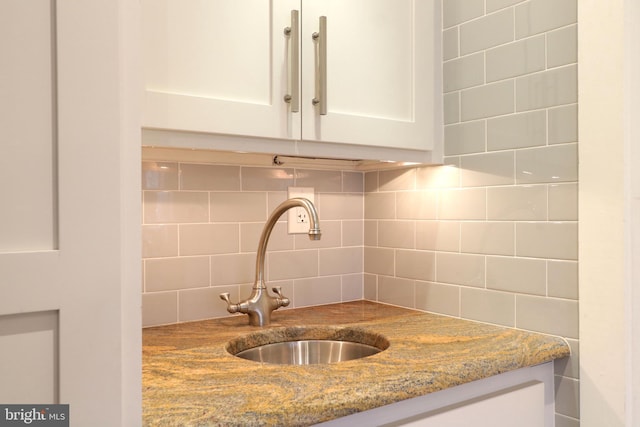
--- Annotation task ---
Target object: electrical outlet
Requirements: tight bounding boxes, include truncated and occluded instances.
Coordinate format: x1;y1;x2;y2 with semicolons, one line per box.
287;187;315;234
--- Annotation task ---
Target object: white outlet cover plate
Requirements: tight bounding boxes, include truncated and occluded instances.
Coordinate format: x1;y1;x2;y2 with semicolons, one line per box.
287;187;315;234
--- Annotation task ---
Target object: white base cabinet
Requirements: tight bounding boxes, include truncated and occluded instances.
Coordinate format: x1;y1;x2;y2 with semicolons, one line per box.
316;362;555;427
141;0;442;162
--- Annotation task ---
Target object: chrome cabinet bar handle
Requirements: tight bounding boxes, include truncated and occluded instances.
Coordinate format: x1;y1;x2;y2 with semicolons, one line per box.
283;10;299;112
312;16;327;115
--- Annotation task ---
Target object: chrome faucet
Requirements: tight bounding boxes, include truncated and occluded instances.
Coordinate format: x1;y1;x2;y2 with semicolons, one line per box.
219;198;321;326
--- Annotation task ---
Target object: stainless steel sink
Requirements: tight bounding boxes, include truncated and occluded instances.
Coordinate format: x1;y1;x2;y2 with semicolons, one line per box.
234;339;382;365
226;326;389;365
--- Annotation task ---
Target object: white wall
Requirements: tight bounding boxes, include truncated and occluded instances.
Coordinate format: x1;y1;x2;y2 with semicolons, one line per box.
579;0;640;425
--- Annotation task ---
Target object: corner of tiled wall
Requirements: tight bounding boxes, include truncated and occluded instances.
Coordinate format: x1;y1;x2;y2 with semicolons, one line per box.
364;0;579;425
141;161;365;328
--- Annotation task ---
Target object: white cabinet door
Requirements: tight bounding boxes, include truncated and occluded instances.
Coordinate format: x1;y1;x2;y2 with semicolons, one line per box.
0;0;140;425
316;363;555;427
407;381;545;427
300;0;440;151
142;0;299;140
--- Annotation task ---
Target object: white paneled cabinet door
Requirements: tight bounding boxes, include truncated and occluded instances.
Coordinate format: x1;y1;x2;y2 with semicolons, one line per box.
300;0;439;150
0;1;140;426
142;0;300;140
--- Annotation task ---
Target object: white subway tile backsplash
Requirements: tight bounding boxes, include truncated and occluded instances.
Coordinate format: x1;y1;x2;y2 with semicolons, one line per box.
364;220;378;247
341;274;364;301
268;249;318;281
444;120;486;155
210;192;266;222
142;161;367;322
364;247;394;276
395;249;436;281
487;110;546;150
555;414;580;427
364;171;379;193
416;221;461;252
319;247;363;276
241;167;294;191
363;273;377;300
142;291;177;327
180;164;240;191
547;260;578;300
438;188;486;220
516;294;578;338
460;151;515;187
460;9;514;55
342;172;364;193
142;224;179;258
486;36;546;82
443;27;459;61
461;80;515;121
548;104;578;145
318;193;364;220
461;222;515;255
547;25;577;68
516;65;578;111
486;0;525;13
294;169;342;192
443;53;485;93
436;252;485;287
294;276;342;307
179;223;239;256
397;190;438;220
548;183;578;220
142;162;179;190
210;253;255;286
416;164;461;189
145;256;210;292
143;191;209;224
179;287;229;322
555;376;580;419
364;192;395;219
516;222;578;260
461;288;515;327
379;168;416;191
378;276;415;308
443;0;484;28
443;92;460;125
486;256;546;295
267;191;288;212
487;185;547;220
342;220;364;247
515;0;577;39
415;281;460;316
516;143;578;184
379;220;415;249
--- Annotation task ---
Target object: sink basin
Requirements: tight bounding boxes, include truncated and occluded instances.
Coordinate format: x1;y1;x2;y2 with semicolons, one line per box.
235;339;382;364
226;326;389;365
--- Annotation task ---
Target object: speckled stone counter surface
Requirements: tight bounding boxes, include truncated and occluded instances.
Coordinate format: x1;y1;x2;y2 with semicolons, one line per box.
143;301;569;426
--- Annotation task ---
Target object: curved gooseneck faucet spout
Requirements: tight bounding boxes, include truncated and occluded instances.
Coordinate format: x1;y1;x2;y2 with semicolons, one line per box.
220;198;321;326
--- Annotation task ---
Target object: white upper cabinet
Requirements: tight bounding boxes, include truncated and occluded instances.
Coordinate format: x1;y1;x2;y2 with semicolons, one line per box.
300;0;439;152
142;0;296;140
142;0;442;161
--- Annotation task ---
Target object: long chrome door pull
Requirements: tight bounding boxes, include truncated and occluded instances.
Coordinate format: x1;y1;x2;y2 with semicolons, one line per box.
312;16;327;115
283;10;299;112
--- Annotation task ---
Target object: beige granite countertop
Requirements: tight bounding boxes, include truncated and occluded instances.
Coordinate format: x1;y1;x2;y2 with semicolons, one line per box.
143;301;569;426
